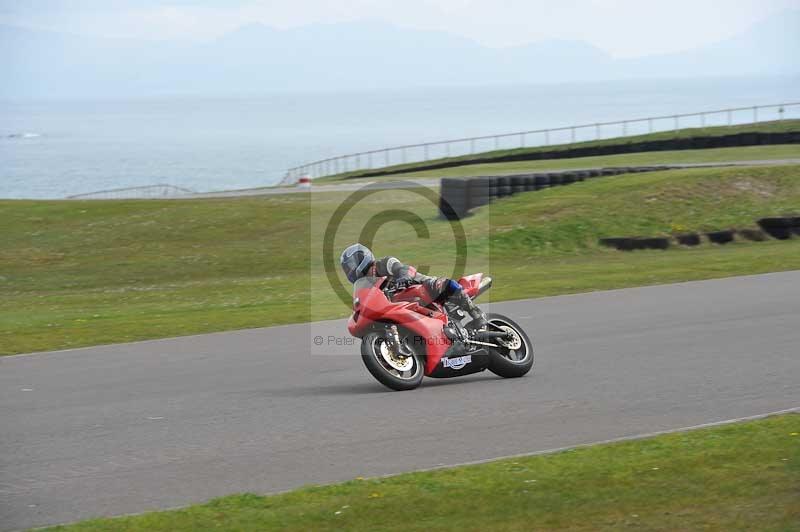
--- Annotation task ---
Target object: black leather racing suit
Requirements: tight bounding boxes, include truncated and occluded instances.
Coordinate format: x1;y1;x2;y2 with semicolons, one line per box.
369;256;483;323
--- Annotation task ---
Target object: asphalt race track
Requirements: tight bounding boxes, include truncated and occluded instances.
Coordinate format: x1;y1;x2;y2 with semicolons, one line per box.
2;271;799;530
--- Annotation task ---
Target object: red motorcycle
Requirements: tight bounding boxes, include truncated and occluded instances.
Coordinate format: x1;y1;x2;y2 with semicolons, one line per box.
347;273;534;390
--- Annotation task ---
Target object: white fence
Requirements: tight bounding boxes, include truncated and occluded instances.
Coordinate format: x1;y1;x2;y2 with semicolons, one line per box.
67;184;195;200
281;101;800;184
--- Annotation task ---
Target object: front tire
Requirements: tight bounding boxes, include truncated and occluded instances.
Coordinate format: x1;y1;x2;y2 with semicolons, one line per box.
485;313;534;378
361;330;424;391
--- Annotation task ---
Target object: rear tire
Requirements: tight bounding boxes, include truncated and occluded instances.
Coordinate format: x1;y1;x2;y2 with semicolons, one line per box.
485;313;534;378
361;331;424;391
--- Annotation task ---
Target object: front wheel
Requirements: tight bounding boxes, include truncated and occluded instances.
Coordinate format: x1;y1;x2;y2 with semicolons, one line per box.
485;313;534;378
361;330;424;391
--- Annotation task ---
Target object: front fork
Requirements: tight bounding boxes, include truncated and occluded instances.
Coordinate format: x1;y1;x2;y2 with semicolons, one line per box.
385;324;413;357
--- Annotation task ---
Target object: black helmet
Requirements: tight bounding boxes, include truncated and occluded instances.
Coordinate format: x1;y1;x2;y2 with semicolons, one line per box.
340;243;374;283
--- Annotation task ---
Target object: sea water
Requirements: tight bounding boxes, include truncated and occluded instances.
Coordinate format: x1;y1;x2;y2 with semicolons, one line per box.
1;75;797;199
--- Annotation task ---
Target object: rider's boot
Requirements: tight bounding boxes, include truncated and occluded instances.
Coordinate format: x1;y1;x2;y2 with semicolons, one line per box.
452;289;487;330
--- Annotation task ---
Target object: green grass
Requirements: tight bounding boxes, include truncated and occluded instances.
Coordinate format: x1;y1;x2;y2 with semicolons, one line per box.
316;119;800;182
2;164;800;355
41;413;800;531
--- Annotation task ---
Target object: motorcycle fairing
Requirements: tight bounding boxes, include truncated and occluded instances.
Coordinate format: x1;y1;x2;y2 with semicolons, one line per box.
347;276;451;375
347;273;492;377
458;273;491;299
427;347;490;378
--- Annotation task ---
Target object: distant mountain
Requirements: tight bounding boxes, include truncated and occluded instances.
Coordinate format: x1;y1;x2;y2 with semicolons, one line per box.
1;10;797;99
617;11;800;79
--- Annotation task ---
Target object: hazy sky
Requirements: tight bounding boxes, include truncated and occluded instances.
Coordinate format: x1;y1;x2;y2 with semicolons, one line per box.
1;0;798;57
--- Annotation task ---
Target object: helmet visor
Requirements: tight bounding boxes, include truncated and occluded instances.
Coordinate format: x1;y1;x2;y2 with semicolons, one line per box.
341;250;365;283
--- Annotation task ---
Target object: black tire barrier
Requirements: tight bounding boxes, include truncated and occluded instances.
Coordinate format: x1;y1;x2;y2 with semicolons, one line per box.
602;167;626;176
467;177;494;209
613;238;636;251
439;178;470;219
349;130;800;180
791;216;800;236
534;174;550;189
676;233;702;246
757;217;794;240
523;175;537;191
439;197;468;220
469;195;492;208
706;230;735;244
600;236;670;251
738;228;768;241
467;183;492;209
599;237;627;249
496;176;512;197
489;176;502;197
642;237;671;250
441;177;468;189
441;170;800;223
511;176;526;194
599;217;792;252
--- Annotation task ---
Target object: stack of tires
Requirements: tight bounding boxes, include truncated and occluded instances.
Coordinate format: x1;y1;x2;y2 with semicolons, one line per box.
438;165;684;220
439;178;470;220
510;176;526;194
758;217;800;240
496;176;512;197
534;174;550;189
468;178;494;209
524;175;537;191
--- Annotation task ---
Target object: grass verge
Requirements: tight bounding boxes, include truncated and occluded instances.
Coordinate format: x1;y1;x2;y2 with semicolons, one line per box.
315;119;800;182
42;413;800;531
2;164;799;355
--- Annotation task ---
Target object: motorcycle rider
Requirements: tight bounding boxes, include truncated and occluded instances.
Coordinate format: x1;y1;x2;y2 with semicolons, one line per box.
340;243;487;330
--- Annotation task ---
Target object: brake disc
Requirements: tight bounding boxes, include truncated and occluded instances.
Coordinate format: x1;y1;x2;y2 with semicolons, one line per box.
495;325;522;350
379;340;414;372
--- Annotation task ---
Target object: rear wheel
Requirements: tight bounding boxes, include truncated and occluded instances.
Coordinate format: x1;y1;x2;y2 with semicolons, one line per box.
361;330;424;391
485;313;534;378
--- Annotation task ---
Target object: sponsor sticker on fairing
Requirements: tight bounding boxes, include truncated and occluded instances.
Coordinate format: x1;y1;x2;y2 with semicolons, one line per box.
441;355;472;370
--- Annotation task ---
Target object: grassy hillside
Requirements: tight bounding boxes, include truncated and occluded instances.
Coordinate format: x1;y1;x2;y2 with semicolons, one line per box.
316;119;800;182
42;413;800;531
2;164;799;355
